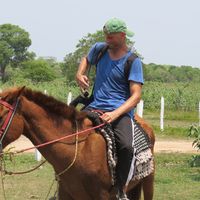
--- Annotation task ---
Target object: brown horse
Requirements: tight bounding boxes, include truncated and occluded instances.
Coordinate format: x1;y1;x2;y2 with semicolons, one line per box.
0;87;155;200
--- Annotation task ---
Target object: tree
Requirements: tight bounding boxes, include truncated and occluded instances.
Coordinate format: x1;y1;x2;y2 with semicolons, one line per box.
0;24;33;79
0;40;13;77
21;59;58;82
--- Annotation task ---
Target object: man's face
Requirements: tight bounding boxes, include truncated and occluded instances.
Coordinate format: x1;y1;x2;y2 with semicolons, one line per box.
104;32;126;49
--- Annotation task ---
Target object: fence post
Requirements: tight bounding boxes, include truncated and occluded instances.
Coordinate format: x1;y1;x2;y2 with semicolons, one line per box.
136;100;144;118
35;149;42;162
67;91;72;105
160;96;164;131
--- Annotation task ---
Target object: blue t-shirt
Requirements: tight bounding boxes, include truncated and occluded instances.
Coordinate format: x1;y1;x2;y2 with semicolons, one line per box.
87;42;144;117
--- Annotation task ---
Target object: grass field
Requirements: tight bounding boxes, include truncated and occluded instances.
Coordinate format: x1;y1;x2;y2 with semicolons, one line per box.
143;110;199;139
0;153;199;200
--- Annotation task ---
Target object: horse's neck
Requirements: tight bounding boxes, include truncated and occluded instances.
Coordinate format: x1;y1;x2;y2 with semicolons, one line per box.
21;97;75;164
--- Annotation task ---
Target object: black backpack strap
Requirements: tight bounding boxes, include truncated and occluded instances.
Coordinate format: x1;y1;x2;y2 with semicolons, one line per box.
81;44;108;107
87;44;108;76
124;53;138;81
94;44;109;65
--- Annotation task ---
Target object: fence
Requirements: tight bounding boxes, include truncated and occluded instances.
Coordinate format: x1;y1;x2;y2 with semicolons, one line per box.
29;92;200;161
1;88;199;161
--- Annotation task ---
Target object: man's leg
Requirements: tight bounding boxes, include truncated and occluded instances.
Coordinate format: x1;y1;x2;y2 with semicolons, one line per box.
112;114;134;197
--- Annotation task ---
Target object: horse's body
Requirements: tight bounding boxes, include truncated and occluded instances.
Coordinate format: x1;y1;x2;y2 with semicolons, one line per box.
0;87;155;200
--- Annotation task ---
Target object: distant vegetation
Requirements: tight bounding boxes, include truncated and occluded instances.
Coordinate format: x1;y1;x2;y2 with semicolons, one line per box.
144;63;200;83
0;23;200;112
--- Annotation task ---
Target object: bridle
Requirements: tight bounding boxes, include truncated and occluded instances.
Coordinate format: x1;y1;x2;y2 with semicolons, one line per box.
0;98;20;150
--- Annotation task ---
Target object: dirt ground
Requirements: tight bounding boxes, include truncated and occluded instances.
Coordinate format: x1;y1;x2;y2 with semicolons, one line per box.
5;135;198;154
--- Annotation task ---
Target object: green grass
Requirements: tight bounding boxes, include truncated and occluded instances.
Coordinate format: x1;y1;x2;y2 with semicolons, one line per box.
0;153;200;200
144;110;198;124
0;154;56;200
154;153;200;200
143;110;199;139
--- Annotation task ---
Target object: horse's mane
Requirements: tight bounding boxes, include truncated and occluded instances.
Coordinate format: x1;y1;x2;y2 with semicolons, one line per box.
3;87;86;121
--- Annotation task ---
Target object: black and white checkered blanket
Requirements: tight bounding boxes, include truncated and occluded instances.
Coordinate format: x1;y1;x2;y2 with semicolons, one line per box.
86;111;154;183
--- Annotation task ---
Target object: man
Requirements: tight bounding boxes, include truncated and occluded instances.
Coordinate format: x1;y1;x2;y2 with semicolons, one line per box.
76;18;144;199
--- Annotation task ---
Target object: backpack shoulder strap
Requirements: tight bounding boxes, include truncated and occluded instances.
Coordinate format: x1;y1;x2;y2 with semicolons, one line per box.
124;53;138;81
94;44;109;65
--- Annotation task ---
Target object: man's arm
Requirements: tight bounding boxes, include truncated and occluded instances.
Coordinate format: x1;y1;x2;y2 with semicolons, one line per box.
101;81;142;123
76;57;90;91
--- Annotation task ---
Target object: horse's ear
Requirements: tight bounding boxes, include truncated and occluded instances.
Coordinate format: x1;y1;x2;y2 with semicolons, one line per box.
17;86;26;98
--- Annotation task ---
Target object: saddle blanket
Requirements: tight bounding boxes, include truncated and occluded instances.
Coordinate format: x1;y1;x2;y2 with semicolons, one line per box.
132;121;154;181
86;111;154;183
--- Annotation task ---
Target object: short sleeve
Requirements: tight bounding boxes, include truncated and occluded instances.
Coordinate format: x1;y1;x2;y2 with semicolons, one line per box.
128;57;144;84
87;42;107;65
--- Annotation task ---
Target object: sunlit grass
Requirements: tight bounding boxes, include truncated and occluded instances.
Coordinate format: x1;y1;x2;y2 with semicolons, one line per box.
0;153;200;200
143;110;198;139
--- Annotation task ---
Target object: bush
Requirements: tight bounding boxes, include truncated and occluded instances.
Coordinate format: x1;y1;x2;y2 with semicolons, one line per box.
21;59;58;82
188;124;200;167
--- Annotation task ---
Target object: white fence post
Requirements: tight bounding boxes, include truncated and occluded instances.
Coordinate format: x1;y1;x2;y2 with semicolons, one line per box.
136;100;144;118
35;149;42;162
160;96;164;131
67;91;72;105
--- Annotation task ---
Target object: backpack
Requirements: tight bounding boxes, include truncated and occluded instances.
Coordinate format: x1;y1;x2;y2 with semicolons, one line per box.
93;44;138;82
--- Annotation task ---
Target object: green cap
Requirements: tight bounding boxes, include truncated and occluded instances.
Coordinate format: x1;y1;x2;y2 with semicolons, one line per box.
103;18;134;37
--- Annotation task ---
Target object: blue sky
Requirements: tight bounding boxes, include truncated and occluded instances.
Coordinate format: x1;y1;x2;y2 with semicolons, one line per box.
1;0;200;67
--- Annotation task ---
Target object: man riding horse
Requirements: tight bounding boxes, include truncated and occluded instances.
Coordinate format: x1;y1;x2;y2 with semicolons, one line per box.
76;18;144;199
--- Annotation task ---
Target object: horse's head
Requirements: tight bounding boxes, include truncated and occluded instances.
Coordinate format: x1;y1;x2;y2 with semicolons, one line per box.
0;87;25;150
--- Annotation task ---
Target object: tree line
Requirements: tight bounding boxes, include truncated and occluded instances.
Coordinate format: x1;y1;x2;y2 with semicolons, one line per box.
0;23;199;85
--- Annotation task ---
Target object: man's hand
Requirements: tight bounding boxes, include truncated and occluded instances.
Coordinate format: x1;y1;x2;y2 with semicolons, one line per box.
76;57;90;92
76;74;90;91
100;111;120;123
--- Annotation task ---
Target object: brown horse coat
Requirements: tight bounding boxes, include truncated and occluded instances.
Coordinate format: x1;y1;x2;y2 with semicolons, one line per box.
0;87;155;200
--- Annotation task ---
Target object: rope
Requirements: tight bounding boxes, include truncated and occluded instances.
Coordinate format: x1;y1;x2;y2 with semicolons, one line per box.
0;118;94;200
45;121;79;200
44;179;56;200
1;160;46;175
0;123;105;156
99;127;117;185
87;110;117;185
56;134;79;178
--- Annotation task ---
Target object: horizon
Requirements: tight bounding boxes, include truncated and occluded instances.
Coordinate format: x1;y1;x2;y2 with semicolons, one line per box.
1;0;200;68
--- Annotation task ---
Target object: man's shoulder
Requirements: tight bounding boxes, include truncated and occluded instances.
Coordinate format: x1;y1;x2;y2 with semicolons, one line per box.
92;42;107;51
125;52;141;65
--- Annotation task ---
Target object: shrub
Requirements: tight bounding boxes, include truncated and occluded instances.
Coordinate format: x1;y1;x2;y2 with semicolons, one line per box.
21;59;58;82
188;124;200;167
